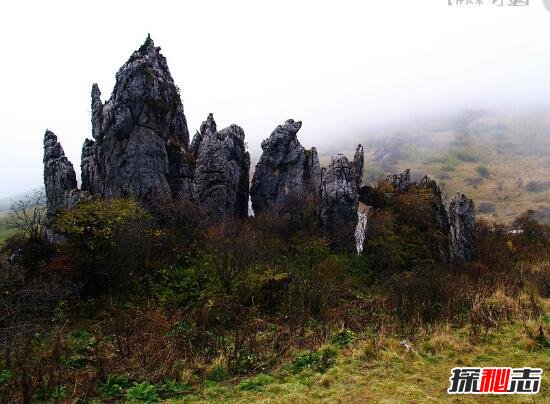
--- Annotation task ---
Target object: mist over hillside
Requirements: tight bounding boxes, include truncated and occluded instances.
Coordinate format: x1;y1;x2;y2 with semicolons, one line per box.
318;108;550;224
5;106;550;227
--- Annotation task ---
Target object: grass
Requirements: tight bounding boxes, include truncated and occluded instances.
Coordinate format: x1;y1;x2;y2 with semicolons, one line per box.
379;128;550;225
0;210;16;247
165;300;550;403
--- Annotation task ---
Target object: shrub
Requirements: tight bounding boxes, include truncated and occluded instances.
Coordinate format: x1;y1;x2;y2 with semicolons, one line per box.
208;364;229;382
54;198;152;295
475;166;490;179
285;237;347;319
526;181;550;193
465;177;482;187
54;198;149;252
238;374;275;391
99;374;129;399
331;329;356;347
450;147;479;162
478;201;495;214
9;190;47;241
125;381;159;403
292;347;337;373
158;379;191;395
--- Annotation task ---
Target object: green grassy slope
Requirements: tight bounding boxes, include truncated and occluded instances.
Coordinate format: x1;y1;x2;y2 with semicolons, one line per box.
171;300;550;403
0;211;16;247
324;109;550;224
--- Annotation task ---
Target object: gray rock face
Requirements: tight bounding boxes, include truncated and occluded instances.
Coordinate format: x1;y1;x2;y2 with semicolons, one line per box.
86;35;194;206
386;168;411;193
80;138;99;194
417;175;453;263
319;154;359;251
449;193;475;262
43;130;83;216
194;120;250;219
190;113;217;159
353;144;364;189
250;119;321;215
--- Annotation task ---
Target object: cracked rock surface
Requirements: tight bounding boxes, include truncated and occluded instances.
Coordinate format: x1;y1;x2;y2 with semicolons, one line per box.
86;35;194;206
194;115;250;219
43;130;84;217
319;154;360;252
250;119;321;215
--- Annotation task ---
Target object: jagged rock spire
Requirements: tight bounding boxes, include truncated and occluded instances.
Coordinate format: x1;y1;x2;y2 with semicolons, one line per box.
43;130;82;217
250;119;321;215
449;193;475;262
319;154;360;252
353;144;364;189
82;35;193;206
191;113;217;158
194;123;250;219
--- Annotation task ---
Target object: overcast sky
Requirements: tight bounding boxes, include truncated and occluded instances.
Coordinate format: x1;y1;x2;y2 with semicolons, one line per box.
1;0;550;197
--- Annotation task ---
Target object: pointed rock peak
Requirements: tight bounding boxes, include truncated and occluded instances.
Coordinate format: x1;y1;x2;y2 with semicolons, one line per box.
200;113;217;136
331;153;349;164
121;34;165;70
386;168;411;192
280;119;302;135
220;124;245;142
353;144;364;188
82;138;95;149
91;83;101;102
138;33;156;54
44;129;57;143
43;130;65;161
261;119;303;151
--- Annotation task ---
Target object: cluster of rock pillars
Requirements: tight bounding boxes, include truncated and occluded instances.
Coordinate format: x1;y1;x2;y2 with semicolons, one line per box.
43;36;475;261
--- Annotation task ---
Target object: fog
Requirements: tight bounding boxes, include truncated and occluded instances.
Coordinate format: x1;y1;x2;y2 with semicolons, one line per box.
1;0;550;197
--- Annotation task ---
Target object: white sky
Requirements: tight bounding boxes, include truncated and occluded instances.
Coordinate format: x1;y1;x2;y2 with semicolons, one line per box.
1;0;550;197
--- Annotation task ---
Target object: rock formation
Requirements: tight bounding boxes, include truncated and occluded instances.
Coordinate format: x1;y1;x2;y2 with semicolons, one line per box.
358;168;475;262
416;175;453;263
191;113;217;159
80;138;99;194
386;168;411;193
43;130;83;217
85;35;194;206
250;119;321;215
449;193;475;262
193;115;250;219
353;144;364;189
41;35;476;257
319;154;360;251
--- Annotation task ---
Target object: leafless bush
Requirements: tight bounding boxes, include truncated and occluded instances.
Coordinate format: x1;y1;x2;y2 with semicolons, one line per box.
9;190;47;241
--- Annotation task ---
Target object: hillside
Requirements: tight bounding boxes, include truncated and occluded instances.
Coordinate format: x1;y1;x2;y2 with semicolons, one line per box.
326;109;550;225
1;37;549;403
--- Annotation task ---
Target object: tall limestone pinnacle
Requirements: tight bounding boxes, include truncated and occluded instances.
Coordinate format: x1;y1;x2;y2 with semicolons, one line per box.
319;154;361;252
194;114;250;219
43;130;85;217
85;34;194;206
250;119;321;215
41;35;475;257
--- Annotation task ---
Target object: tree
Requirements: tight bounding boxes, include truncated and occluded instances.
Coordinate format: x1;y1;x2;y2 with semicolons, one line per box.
475;166;490;180
10;190;47;240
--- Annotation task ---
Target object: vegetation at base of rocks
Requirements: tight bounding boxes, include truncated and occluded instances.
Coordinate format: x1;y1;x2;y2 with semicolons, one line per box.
0;192;549;402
